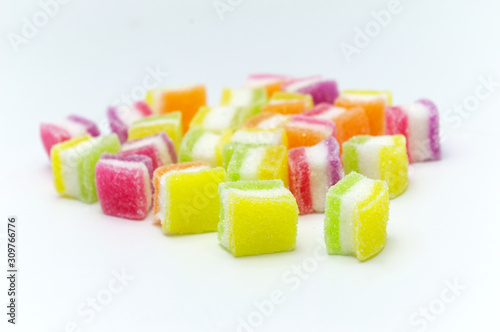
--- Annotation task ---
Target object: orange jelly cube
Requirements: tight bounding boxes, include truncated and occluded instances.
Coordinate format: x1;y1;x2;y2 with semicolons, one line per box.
146;85;207;133
304;104;370;147
335;93;387;136
284;115;336;149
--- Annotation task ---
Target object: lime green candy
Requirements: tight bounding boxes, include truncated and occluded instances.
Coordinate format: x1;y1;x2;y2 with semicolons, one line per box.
220;87;267;107
324;172;389;261
222;128;288;168
179;127;231;167
218;180;298;257
51;134;121;203
226;145;289;187
190;105;261;133
342;135;408;198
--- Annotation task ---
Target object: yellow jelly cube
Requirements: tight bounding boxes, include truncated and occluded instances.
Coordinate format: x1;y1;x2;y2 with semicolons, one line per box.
218;180;298;257
128;112;182;150
154;163;225;234
324;172;389;261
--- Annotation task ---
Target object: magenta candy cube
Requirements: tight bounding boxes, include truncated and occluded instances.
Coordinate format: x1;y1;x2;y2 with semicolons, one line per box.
283;76;339;105
95;154;153;220
107;101;152;143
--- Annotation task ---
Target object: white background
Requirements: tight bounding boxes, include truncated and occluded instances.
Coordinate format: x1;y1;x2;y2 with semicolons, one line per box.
1;0;500;331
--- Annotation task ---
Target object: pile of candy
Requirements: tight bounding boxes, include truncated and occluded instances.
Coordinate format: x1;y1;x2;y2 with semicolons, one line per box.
40;74;441;261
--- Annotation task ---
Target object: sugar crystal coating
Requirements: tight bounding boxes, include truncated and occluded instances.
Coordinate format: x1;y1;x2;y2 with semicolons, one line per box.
95;154;153;220
386;99;440;163
285;115;337;149
304;103;370;148
288;137;343;214
222;128;288;168
51;134;121;203
179;127;232;167
335;90;391;136
121;132;177;169
153;162;225;234
324;172;389;261
218;180;298;257
107;101;152;143
145;85;206;133
40;115;100;157
128;112;183;151
227;145;289;187
342;135;408;198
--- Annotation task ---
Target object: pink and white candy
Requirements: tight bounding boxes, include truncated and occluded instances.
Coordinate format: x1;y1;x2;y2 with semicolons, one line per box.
386;99;440;163
120;132;177;170
288;137;343;215
40;115;100;157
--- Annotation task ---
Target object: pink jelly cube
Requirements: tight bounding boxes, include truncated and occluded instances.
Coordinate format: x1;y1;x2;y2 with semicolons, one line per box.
40;115;100;156
283;76;339;105
95;154;153;220
288;137;343;215
385;99;440;163
107;101;152;143
120;132;177;170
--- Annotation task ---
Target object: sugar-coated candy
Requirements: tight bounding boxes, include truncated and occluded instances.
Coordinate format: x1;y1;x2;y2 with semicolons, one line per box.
220;87;267;107
245;73;290;98
107;101;153;143
284;115;336;149
262;92;314;115
342;90;392;105
40;115;100;157
283;76;339;105
179;127;232;167
243;112;290;130
189;105;259;132
218;180;298;257
222;128;288;168
120;132;177;169
324;172;389;261
145;85;206;133
95;154;153;220
288;137;343;215
152;161;209;223
227;145;289;187
51;134;121;203
385;99;440;163
304;103;370;147
335;90;391;136
342;135;408;198
128;112;182;150
153;163;225;234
